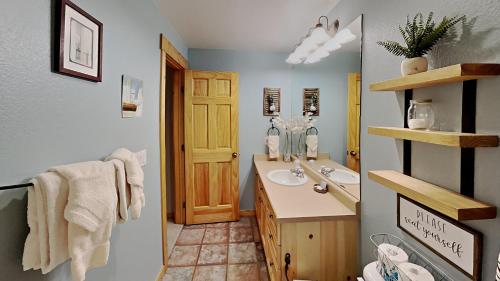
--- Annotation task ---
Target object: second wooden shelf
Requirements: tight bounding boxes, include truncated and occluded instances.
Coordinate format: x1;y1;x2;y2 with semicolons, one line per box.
368;126;499;148
368;170;497;221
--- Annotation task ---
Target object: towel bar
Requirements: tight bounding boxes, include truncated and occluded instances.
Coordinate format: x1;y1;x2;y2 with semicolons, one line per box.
0;183;33;191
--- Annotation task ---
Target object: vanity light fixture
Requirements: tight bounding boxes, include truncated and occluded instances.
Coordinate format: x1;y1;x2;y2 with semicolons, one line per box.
286;17;357;65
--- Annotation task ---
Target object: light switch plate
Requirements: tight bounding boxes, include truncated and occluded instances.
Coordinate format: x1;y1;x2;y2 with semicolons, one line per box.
135;149;147;166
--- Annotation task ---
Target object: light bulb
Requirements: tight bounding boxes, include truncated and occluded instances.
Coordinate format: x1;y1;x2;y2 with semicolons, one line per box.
309;26;330;45
335;28;356;44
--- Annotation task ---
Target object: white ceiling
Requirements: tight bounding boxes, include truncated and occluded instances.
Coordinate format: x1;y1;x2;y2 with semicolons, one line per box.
156;0;342;52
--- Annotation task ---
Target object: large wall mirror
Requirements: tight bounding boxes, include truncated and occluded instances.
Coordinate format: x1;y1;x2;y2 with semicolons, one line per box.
289;15;363;200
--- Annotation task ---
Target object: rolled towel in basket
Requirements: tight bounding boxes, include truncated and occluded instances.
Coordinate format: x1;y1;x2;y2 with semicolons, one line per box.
398;262;434;281
306;135;318;159
377;243;409;265
266;135;280;160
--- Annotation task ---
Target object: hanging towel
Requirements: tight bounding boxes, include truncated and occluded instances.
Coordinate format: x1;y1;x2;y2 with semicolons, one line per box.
108;159;130;223
23;172;70;274
306;135;318;159
50;161;117;232
266;135;280;160
105;148;144;219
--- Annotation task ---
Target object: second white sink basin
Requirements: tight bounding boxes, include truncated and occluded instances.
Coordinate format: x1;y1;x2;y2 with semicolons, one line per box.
266;169;308;186
320;169;360;185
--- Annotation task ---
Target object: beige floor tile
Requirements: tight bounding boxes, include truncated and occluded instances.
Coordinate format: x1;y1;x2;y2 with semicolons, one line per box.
206;222;229;228
228;242;257;264
227;263;259;281
163;266;194;281
193;265;227;281
229;217;252;228
203;228;229;244
198;244;228;265
168;245;200;267
176;228;205;245
229;227;254;243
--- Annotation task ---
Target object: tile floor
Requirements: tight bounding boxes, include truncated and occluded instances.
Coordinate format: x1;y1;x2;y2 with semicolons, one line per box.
164;216;270;281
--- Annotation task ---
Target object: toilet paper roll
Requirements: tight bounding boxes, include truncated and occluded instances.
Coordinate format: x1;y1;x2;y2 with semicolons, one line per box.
398;262;435;281
377;243;409;265
363;261;384;281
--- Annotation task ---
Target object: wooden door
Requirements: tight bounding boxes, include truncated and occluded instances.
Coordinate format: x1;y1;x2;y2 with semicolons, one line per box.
347;73;361;172
184;70;239;225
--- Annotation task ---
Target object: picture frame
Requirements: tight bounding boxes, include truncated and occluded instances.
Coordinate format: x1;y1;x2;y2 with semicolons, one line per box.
55;0;103;82
303;88;320;116
263;88;281;116
121;75;144;118
397;194;483;280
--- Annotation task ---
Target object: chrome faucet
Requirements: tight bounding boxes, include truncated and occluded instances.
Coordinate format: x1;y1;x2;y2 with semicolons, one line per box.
320;166;334;177
290;159;305;178
290;167;305;178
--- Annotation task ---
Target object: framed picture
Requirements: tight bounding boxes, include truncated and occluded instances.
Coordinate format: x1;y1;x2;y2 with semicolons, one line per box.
55;0;103;82
303;88;320;116
397;195;483;280
121;75;144;118
263;88;281;116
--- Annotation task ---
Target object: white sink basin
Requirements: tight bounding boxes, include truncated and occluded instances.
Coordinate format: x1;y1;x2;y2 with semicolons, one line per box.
320;169;360;185
266;169;308;186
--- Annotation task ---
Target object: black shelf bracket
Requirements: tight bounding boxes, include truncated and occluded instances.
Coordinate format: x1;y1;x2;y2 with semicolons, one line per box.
460;80;477;197
403;89;413;176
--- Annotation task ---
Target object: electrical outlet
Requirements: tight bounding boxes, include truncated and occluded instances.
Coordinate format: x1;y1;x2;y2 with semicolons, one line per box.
135;149;147;166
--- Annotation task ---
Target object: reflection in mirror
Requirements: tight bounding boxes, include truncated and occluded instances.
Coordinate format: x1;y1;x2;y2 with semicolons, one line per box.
290;15;363;200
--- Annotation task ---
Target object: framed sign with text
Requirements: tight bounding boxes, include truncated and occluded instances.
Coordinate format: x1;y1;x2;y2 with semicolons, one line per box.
397;194;482;280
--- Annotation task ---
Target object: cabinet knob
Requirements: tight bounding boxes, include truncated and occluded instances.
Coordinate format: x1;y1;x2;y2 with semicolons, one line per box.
269;234;273;240
269;262;274;267
269;214;273;219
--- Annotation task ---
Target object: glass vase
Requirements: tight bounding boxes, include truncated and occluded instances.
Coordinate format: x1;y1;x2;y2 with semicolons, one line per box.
283;132;291;162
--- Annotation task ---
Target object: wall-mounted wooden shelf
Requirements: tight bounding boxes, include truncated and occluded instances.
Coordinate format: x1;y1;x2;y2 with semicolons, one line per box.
370;63;500;91
368;170;497;221
368;126;499;148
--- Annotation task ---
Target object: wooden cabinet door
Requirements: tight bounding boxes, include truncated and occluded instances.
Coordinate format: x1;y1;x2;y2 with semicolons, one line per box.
347;73;361;172
184;70;240;224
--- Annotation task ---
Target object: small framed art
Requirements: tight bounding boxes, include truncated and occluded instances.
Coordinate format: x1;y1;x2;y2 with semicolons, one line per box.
55;0;103;82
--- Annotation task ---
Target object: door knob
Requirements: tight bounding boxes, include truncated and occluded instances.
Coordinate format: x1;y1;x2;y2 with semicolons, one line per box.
232;152;240;159
349;150;357;156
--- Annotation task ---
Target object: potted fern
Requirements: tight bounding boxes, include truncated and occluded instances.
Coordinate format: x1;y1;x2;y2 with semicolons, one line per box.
377;12;464;76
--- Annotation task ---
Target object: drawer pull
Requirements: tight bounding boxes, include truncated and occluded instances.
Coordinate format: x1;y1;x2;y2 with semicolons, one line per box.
269;262;274;267
269;234;273;240
269;214;274;219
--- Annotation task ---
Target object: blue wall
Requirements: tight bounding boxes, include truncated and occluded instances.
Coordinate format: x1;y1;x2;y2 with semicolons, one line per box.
0;0;186;280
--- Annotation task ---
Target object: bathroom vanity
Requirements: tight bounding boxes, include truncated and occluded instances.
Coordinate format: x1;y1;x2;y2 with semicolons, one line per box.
253;155;360;281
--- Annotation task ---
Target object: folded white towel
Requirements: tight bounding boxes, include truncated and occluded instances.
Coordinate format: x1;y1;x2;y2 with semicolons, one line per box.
23;172;70;274
50;161;117;232
106;148;144;219
306;135;318;159
266;135;280;160
108;159;130;223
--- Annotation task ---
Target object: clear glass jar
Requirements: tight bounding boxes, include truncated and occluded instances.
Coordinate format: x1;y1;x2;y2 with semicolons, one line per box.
407;99;435;130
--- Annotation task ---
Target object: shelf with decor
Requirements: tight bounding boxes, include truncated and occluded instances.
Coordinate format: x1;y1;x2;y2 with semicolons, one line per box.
369;63;500;91
368;170;497;221
368;126;499;148
368;61;500;217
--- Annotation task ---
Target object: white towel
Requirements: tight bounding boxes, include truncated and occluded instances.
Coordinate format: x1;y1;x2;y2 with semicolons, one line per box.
23;172;70;274
106;148;144;219
50;161;117;232
266;135;280;160
108;159;130;223
306;135;318;159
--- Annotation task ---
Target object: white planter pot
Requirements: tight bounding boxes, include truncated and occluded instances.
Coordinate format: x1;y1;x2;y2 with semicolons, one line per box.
401;57;428;76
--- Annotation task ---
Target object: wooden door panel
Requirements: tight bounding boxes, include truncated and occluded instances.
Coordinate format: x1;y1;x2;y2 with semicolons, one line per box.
185;70;239;225
347;73;361;172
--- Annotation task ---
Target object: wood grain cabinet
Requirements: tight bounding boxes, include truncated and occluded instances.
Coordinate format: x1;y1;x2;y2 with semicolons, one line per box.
254;172;359;281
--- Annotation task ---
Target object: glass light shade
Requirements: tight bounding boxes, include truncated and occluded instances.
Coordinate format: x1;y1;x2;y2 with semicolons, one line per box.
323;37;342;52
335;28;356;44
309;26;330;45
298;37;317;53
309;47;329;60
304;56;321;64
286;53;303;64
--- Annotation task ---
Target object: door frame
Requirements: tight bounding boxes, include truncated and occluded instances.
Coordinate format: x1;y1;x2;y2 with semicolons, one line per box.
159;34;188;265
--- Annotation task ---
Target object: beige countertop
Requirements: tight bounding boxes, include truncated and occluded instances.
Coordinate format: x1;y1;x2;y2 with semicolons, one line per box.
254;156;357;223
301;158;360;200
